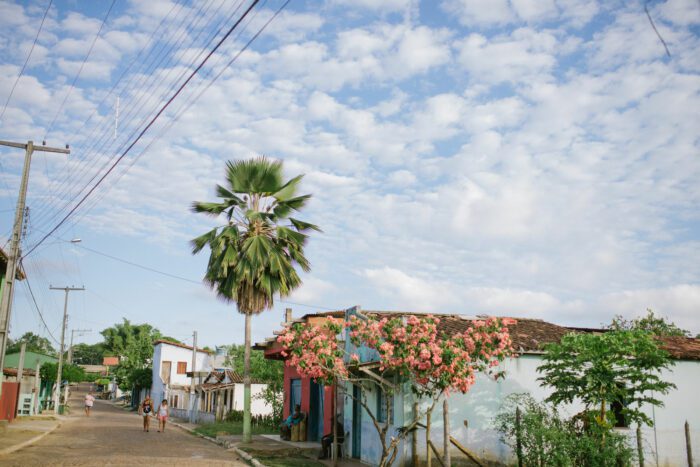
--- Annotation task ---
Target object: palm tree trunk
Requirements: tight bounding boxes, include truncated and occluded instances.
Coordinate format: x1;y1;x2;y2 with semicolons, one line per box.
243;311;252;443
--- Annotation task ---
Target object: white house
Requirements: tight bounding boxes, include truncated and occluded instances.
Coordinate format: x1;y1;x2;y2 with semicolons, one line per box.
150;340;212;411
198;368;272;420
276;308;699;467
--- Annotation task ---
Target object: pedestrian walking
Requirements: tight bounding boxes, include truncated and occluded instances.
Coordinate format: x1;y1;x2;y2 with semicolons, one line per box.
84;392;95;417
139;395;154;432
157;399;169;433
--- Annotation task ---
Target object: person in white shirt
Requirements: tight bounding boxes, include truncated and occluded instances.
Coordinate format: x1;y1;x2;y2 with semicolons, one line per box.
84;392;95;416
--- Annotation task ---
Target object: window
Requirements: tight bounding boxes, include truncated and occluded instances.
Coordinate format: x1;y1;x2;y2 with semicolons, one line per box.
161;361;171;384
177;361;187;374
376;385;393;424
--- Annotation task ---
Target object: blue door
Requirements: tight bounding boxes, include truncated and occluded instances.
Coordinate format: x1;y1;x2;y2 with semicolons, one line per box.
309;381;325;441
352;385;362;458
290;379;301;413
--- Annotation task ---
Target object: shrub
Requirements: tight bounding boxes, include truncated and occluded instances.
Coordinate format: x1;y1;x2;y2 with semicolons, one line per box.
225;409;279;429
495;394;634;467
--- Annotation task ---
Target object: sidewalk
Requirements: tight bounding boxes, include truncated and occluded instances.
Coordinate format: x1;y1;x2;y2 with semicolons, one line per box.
0;414;63;456
169;418;363;467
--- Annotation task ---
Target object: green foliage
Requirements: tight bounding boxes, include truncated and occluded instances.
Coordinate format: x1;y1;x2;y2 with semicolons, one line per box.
127;367;152;389
224;409;278;429
7;332;56;355
193;420;277;437
538;330;676;428
40;362;86;383
191;156;319;315
495;394;634;467
71;342;105;365
101;318;162;390
609;308;691;337
225;345;284;420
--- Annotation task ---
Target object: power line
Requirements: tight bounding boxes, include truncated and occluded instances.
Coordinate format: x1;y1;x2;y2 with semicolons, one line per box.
43;0;117;140
28;0;234;230
20;265;60;345
58;0;282;235
0;0;53;124
23;0;262;258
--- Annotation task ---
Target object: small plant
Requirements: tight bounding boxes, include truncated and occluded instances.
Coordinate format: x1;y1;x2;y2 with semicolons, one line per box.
495;394;634;467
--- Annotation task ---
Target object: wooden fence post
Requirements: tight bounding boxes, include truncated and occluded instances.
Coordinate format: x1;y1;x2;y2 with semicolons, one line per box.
427;407;432;467
412;402;419;467
515;406;523;467
443;398;451;467
686;420;693;467
636;425;644;467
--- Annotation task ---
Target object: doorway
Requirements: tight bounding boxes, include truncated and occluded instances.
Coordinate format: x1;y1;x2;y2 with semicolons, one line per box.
309;381;325;441
352;385;362;459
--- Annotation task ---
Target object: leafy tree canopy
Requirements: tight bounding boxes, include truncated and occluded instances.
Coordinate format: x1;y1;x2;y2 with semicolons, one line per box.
101;318;162;390
608;308;691;337
71;342;106;365
538;329;676;428
8;332;56;355
41;362;85;383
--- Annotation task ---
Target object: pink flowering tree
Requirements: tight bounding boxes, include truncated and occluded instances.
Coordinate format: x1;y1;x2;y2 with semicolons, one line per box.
278;313;515;467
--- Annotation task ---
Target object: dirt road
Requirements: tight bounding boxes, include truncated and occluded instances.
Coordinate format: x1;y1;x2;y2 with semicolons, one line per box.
1;383;245;466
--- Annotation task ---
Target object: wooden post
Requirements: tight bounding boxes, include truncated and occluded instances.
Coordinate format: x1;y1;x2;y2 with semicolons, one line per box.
686;421;693;467
427;406;432;467
443;398;451;467
515;406;523;467
636;425;644;467
412;403;419;467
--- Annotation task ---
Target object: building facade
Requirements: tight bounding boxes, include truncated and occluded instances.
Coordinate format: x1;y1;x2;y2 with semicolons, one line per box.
150;340;211;411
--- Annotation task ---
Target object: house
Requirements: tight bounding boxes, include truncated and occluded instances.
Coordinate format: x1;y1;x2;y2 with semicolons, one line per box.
260;307;700;466
150;340;212;413
195;368;272;422
2;351;56;415
254;309;344;442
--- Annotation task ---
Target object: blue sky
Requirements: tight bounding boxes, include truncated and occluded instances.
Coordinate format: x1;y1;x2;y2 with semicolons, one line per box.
1;0;699;349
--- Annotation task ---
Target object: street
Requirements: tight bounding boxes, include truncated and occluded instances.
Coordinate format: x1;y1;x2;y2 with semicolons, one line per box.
0;383;245;466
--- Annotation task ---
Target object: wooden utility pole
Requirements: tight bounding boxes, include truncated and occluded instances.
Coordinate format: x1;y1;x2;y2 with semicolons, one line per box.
189;330;197;423
0;140;69;398
50;285;84;414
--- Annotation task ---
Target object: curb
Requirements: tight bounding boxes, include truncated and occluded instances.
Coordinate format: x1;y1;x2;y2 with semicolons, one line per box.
0;421;62;456
169;420;266;467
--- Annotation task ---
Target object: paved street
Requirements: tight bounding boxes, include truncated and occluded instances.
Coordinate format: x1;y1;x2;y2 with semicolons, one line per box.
0;384;245;466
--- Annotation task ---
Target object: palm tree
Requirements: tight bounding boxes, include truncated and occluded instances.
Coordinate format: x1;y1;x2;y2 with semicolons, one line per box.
191;156;319;442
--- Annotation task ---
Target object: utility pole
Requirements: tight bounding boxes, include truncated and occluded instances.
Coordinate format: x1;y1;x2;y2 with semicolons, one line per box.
67;328;91;364
50;285;84;414
189;330;197;423
0;140;69;399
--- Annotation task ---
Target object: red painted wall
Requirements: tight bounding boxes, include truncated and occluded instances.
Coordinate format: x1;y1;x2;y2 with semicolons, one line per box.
282;365;336;436
0;382;20;421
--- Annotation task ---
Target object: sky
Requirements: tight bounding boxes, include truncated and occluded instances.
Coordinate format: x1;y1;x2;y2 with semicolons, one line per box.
0;0;698;350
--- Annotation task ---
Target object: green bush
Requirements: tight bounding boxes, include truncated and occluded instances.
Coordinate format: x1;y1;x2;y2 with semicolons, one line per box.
224;409;279;429
495;394;634;467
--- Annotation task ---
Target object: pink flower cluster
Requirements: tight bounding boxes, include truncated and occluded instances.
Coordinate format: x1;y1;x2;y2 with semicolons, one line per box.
278;313;516;397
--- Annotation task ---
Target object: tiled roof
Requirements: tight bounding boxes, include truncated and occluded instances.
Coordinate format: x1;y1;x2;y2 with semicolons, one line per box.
3;368;36;377
153;340;213;354
260;309;700;361
200;369;266;390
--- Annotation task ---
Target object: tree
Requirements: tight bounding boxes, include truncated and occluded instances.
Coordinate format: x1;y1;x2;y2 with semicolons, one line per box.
537;330;676;431
192;156;319;442
7;332;56;355
225;344;284;420
278;313;515;467
41;362;85;384
608;308;691;337
71;343;105;365
101;319;162;390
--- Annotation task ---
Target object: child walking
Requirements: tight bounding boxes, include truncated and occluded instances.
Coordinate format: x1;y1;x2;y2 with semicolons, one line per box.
140;395;154;432
157;399;169;432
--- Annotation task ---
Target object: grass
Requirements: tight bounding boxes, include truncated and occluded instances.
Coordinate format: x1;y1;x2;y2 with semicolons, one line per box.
193;421;277;437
